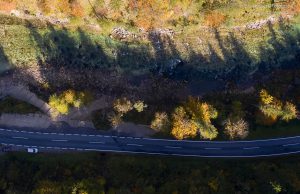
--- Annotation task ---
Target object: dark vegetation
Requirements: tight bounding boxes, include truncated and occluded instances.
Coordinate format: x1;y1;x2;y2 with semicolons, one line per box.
0;153;300;194
0;97;40;114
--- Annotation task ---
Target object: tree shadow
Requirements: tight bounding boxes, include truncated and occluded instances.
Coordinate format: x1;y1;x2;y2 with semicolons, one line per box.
1;18;300;91
0;45;11;74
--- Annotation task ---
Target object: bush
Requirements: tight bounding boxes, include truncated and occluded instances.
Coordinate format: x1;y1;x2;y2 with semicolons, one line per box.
258;89;297;124
0;0;16;12
133;100;147;113
48;90;93;115
150;112;170;132
108;112;122;129
204;11;226;28
113;98;133;116
224;118;249;140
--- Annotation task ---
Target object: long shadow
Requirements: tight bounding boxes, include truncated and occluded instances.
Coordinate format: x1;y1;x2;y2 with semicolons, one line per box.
1;18;300;89
0;45;11;73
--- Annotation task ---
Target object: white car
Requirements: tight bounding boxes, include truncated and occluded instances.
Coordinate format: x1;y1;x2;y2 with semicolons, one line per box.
27;148;38;153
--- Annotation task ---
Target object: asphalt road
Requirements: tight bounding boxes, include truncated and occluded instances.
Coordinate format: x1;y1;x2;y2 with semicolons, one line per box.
1;128;300;157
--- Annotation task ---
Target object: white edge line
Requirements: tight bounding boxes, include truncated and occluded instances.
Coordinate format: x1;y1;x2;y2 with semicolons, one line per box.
165;146;182;149
127;144;143;147
1;127;300;144
243;147;260;150
89;141;105;144
283;143;300;147
51;139;68;142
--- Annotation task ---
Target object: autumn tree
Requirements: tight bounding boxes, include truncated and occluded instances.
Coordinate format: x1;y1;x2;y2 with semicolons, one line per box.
204;11;226;28
171;107;198;140
224;118;249;140
151;112;170;132
49;90;91;115
133;100;147;112
113;97;133;116
170;97;218;140
258;89;297;123
128;0;172;30
184;97;218;140
281;102;297;121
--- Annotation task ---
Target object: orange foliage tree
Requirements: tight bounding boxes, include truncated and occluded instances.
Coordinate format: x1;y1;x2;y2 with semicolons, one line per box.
204;11;226;28
128;0;172;30
70;0;84;17
0;0;16;12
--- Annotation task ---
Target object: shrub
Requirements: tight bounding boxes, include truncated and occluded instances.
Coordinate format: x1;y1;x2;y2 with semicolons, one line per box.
258;89;298;123
48;90;92;115
281;102;297;121
204;11;226;28
171;107;198;140
113;97;133;115
63;89;76;104
224;118;249;140
198;123;218;140
108;112;122;129
184;97;219;139
150;112;170;132
133;100;147;113
71;0;84;17
0;0;16;12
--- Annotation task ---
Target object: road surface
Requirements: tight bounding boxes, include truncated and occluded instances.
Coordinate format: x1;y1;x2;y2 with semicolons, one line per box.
1;128;300;157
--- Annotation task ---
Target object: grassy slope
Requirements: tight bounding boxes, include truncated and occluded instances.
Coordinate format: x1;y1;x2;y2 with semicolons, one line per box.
0;0;296;75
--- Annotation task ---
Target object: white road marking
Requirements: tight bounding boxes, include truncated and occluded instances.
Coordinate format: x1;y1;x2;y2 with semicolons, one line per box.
51;139;68;142
89;141;105;144
204;147;221;150
283;143;300;147
243;147;260;150
165;146;182;149
127;144;143;147
12;136;28;140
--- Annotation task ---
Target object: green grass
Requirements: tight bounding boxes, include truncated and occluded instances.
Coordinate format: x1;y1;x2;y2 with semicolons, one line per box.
248;120;300;140
0;97;40;114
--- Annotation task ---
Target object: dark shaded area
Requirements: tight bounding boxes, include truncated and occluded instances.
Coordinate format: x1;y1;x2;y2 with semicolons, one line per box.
0;45;11;73
0;153;300;193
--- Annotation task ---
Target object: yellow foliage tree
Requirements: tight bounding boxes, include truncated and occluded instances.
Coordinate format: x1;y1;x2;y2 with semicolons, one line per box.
258;89;298;124
184;97;219;139
113;97;133;116
171;107;198;140
260;89;273;105
63;89;76;104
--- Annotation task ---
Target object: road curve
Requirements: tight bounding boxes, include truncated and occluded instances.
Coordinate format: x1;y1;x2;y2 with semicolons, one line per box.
1;128;300;157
